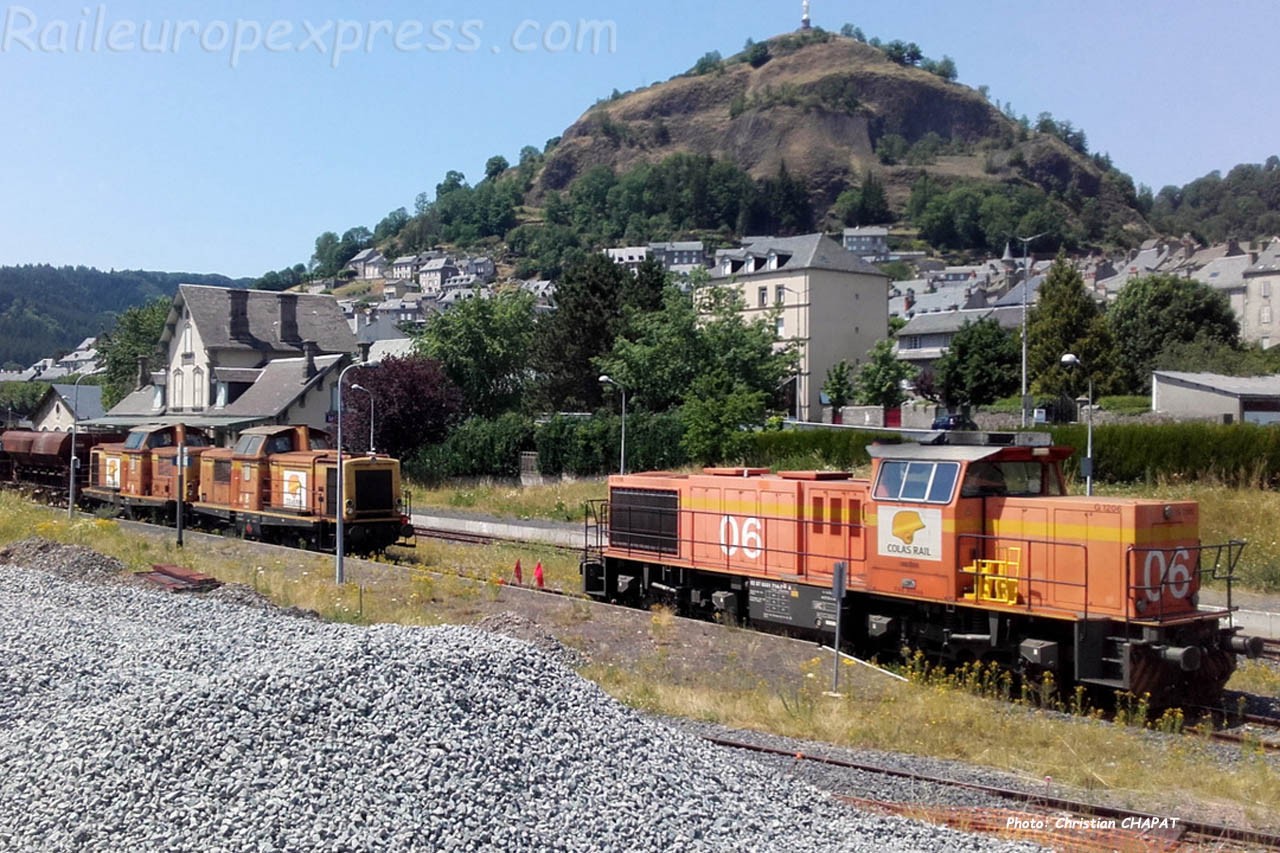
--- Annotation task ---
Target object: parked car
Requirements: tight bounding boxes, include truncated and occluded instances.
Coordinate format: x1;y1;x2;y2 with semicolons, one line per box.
931;413;978;431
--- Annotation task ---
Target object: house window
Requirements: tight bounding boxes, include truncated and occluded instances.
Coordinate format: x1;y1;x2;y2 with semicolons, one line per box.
775;285;786;304
758;287;767;308
775;316;785;337
1263;306;1273;325
182;324;192;355
172;370;184;409
192;368;205;411
215;382;228;408
1263;280;1272;298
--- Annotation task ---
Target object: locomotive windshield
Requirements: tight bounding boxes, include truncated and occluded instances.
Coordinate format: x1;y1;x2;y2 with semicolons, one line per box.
874;461;959;503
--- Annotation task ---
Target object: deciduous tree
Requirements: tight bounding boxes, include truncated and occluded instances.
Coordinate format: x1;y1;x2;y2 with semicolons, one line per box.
343;355;462;458
933;318;1018;409
415;290;537;417
854;339;915;408
1108;273;1239;391
97;296;170;409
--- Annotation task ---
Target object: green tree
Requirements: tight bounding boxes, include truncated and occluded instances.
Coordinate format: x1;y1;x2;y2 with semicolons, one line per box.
822;360;854;421
484;155;509;181
934;318;1019;409
597;283;793;415
1026;255;1118;396
854;339;915;408
0;381;51;423
415;290;538;417
531;253;633;410
373;207;410;242
97;296;171;409
1108;273;1239;392
679;372;766;464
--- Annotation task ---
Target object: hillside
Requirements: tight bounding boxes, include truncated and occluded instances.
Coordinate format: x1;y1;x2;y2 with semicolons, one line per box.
535;31;1147;241
0;266;249;370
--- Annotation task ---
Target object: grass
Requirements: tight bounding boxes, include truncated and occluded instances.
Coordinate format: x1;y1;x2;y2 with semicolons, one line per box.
406;477;607;522
5;493;1280;829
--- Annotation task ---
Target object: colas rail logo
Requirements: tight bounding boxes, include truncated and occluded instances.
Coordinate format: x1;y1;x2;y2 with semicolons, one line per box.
892;510;926;544
880;507;941;559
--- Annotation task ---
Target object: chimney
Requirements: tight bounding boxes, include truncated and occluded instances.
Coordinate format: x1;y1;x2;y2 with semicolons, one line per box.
229;289;250;341
136;355;149;390
358;341;372;363
279;293;300;342
303;341;318;379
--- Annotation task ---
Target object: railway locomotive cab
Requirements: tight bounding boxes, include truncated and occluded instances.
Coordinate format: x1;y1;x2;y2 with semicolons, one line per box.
582;432;1265;707
82;424;210;517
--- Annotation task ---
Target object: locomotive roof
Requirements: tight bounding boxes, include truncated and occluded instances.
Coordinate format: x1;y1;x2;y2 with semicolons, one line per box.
866;443;1005;462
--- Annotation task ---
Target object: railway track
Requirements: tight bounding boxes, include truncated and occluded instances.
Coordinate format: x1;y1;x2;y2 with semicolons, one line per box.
707;733;1280;851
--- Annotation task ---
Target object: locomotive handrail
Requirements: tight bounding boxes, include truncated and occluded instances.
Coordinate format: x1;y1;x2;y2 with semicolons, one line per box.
1124;540;1246;625
957;532;1091;620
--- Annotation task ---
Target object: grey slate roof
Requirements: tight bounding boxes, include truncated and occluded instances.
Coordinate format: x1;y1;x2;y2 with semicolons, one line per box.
1154;371;1280;398
721;234;887;277
993;273;1047;307
50;384;105;420
221;354;343;419
163;285;356;356
1192;254;1253;291
1246;239;1280;276
898;306;1022;336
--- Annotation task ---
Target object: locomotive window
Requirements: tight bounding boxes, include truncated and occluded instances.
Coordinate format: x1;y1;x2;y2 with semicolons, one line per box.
234;435;265;455
267;435;294;454
124;432;146;450
961;461;1063;497
146;432;174;449
928;463;959;502
874;461;959;504
309;435;331;450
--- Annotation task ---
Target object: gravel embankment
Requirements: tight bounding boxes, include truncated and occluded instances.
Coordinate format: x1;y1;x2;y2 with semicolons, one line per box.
0;539;1046;853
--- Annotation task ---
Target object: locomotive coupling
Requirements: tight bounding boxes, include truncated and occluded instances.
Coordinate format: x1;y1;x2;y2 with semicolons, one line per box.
1227;633;1265;658
1156;644;1202;672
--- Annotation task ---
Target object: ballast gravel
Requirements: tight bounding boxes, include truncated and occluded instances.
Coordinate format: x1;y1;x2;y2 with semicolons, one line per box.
0;554;1044;852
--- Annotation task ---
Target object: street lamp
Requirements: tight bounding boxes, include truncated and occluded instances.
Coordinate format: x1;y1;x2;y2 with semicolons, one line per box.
598;375;627;475
1018;232;1046;428
1060;353;1093;496
351;382;374;453
67;371;99;520
335;358;367;584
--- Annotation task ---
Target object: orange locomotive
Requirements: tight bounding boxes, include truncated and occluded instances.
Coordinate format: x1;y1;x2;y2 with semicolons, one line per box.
83;423;412;554
582;431;1264;706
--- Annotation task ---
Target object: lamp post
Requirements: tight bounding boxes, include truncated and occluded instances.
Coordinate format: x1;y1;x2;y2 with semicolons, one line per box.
1060;353;1093;496
1018;232;1046;428
599;375;627;475
351;382;374;453
335;358;365;585
67;371;98;520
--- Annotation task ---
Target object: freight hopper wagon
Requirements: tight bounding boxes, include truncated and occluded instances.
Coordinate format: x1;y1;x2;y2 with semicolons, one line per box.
191;424;414;553
582;432;1264;706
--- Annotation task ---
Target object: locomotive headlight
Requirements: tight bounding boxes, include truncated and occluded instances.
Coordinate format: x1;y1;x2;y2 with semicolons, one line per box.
1163;504;1173;520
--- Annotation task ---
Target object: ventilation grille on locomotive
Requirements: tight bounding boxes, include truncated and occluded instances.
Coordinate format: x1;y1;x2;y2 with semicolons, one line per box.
354;468;394;514
609;488;678;554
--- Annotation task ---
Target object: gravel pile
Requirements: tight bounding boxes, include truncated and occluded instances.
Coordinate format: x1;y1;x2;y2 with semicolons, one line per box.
0;536;125;582
0;558;1045;852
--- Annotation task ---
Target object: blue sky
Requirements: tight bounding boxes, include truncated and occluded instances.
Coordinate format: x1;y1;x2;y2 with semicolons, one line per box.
1;0;1276;278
